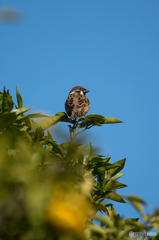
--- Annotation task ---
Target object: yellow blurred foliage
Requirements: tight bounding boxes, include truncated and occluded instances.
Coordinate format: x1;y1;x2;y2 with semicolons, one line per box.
46;183;94;234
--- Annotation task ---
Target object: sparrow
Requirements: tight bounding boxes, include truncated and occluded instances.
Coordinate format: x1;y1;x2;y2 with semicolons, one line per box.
65;86;90;119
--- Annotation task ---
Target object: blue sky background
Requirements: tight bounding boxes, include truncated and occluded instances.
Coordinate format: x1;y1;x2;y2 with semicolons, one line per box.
1;0;159;221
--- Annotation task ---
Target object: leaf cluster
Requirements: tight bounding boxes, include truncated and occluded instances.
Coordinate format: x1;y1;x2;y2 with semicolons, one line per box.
0;87;158;240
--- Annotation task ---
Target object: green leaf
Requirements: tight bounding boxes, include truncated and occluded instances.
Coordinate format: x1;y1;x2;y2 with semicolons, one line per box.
25;116;32;130
48;140;65;157
23;131;32;142
0;112;17;130
95;215;114;227
2;87;13;113
111;205;117;215
79;114;123;128
35;127;44;139
90;141;94;155
105;191;126;203
106;158;126;178
16;86;23;108
27;113;48;118
125;195;148;215
110;173;125;181
38;112;72;130
88;225;106;236
125;218;139;225
104;181;128;191
12;107;33;116
85;154;104;164
103;117;123;124
96;203;114;219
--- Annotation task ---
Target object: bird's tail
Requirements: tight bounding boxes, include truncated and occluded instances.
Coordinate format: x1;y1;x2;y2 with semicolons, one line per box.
70;111;83;119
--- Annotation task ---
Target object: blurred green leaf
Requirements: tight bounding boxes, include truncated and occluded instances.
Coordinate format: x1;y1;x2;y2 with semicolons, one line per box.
95;215;114;227
125;195;148;215
90;142;94;155
0;112;17;130
27;113;48;118
125;218;139;225
48;140;65;157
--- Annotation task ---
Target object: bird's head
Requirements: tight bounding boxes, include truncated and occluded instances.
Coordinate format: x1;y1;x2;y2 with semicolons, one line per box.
69;86;89;95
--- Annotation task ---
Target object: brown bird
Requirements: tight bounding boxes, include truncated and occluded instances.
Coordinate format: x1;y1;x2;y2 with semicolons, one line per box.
65;86;90;119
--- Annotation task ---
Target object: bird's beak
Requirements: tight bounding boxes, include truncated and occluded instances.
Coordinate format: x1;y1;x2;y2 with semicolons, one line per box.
84;89;90;93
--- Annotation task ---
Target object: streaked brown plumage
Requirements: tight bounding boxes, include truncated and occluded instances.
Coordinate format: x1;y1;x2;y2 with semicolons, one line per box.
65;86;90;119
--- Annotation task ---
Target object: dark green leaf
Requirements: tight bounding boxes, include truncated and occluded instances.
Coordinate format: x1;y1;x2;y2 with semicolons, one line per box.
2;87;14;113
0;112;17;130
90;141;94;155
16;86;23;108
105;191;126;203
25;116;32;130
125;218;139;225
104;180;128;191
110;173;125;181
85;154;104;164
106;158;126;178
35;127;44;139
48;140;65;157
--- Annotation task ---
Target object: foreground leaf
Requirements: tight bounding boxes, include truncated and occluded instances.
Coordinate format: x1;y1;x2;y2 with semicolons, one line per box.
0;112;17;130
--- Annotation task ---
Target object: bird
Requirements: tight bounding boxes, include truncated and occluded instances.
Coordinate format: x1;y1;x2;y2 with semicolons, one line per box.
65;86;90;119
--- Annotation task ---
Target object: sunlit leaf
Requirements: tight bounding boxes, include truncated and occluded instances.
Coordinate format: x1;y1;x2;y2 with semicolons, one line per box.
12;107;33;116
96;203;114;219
38;112;72;130
110;173;125;181
103;117;123;124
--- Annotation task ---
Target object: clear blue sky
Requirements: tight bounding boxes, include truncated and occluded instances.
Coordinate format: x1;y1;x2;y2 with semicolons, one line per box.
1;0;159;220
